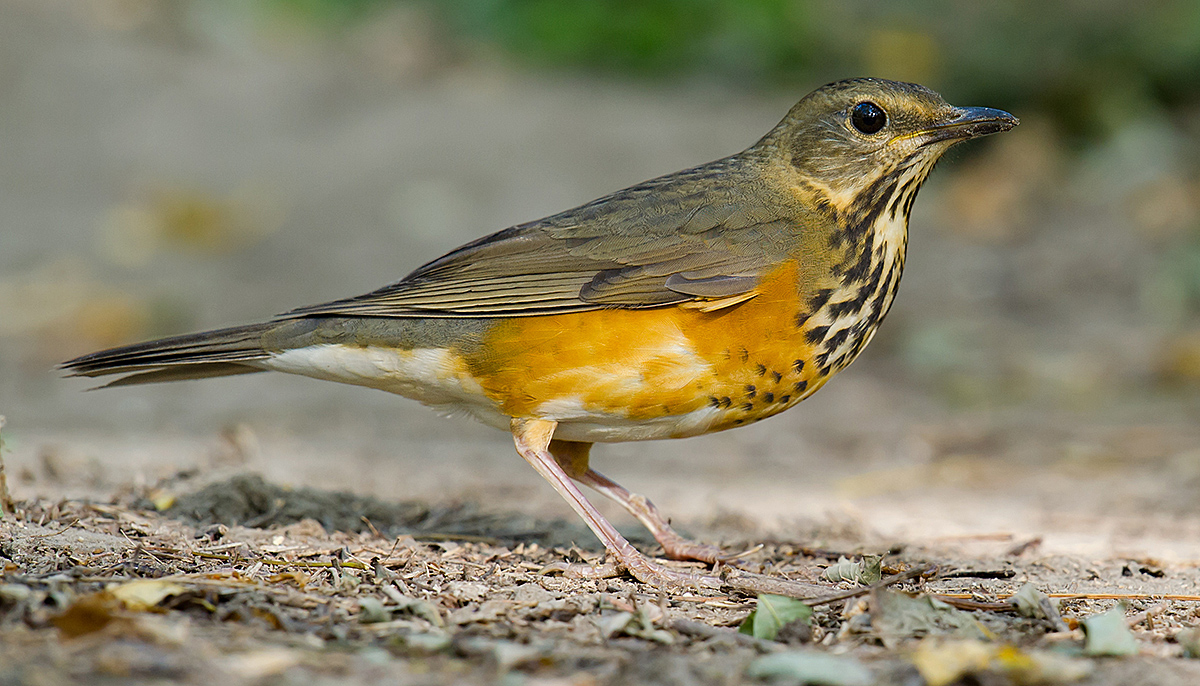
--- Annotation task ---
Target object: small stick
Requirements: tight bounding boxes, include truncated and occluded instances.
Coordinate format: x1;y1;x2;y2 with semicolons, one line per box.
934;591;1200;602
0;416;15;516
802;565;936;607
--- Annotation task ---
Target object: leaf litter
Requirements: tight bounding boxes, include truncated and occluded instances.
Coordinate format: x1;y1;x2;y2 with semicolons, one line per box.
2;473;1200;685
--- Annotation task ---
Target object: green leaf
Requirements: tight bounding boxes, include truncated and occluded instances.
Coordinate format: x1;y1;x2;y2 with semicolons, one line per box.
738;594;813;640
1082;606;1138;656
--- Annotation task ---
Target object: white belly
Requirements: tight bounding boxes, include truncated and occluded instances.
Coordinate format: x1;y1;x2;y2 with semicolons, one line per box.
256;343;723;442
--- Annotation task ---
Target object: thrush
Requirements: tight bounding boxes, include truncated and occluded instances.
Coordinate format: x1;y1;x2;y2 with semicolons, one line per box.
62;78;1016;591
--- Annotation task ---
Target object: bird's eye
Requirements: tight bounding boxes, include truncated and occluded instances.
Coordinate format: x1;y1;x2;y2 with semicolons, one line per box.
850;101;887;134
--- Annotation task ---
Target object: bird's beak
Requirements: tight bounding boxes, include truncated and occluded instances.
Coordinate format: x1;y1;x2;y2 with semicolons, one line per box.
920;106;1019;144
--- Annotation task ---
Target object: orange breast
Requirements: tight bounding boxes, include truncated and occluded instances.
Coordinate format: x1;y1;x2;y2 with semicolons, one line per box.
463;260;827;436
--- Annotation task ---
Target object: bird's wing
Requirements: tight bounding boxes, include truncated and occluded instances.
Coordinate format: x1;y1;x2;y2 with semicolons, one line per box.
283;157;799;318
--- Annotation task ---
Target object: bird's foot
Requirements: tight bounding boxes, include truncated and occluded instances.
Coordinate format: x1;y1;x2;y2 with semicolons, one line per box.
654;531;729;565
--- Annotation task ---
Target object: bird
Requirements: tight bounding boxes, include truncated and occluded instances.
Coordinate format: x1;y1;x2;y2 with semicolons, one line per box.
62;78;1017;592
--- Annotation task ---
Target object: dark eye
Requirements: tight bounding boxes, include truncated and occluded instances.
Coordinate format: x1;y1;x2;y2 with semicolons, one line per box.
850;101;887;134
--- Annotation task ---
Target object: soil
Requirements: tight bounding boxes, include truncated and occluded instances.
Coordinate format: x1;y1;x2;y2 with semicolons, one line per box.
4;418;1200;686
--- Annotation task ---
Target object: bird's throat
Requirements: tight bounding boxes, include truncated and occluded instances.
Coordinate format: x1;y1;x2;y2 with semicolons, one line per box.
794;155;934;381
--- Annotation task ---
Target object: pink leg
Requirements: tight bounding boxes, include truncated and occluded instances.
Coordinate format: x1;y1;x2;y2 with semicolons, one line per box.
548;439;724;564
511;419;720;591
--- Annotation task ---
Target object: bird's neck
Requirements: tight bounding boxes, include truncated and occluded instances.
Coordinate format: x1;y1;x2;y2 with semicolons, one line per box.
792;157;935;380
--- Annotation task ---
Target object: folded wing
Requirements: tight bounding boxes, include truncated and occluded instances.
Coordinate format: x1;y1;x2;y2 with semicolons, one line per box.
283;156;798;318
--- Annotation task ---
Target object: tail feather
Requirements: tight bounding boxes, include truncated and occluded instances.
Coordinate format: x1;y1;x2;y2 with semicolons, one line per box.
94;362;264;389
60;322;275;385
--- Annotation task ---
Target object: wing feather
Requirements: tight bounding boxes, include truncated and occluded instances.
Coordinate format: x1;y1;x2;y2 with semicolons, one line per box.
283;153;798;319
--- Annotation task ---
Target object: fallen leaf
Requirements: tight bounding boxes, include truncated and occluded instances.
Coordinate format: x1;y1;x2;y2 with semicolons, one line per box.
51;591;121;638
387;594;444;628
912;639;1091;686
1082;606;1138;656
599;601;674;644
402;632;452;652
739;594;813;641
1012;583;1068;631
358;597;390;624
266;571;311;587
822;555;881;585
912;639;992;686
108;579;187;611
748;650;872;686
873;590;990;646
220;649;302;679
1177;627;1200;658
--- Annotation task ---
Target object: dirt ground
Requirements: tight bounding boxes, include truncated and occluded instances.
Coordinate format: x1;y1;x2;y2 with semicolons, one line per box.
4;410;1200;686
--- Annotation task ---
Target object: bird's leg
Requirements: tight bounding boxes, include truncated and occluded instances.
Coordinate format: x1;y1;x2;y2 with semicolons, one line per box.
548;439;725;564
511;418;720;591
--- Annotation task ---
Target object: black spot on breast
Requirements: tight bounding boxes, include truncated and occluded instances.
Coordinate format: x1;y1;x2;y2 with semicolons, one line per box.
825;327;850;350
755;364;767;377
792;359;805;373
741;402;754;411
793;380;808;393
805;326;829;345
808;288;833;311
771;370;782;383
827;298;861;318
779;394;791;404
764;392;774;403
745;385;756;398
838;244;873;281
863;259;886;298
888;178;918;220
720;396;732;408
708;396;721;408
739;348;750;362
903;188;919;218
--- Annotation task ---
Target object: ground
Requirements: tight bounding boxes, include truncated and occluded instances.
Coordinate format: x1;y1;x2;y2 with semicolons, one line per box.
4;400;1200;685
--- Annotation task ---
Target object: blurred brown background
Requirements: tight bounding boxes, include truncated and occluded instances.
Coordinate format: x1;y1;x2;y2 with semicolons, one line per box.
3;0;1200;554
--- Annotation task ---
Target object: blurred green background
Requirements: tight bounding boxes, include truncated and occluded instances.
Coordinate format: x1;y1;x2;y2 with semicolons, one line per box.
4;0;1200;435
244;0;1200;140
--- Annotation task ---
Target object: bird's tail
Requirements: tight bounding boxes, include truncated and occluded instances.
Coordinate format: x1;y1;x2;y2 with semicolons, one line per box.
59;322;276;388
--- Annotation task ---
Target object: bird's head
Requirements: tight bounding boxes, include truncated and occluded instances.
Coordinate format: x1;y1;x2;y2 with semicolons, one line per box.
767;78;1018;215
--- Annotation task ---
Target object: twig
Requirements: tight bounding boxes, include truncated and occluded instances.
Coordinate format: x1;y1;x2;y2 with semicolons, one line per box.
938;569;1016;580
936;591;1200;602
30;518;82;538
718;564;935;604
0;416;14;516
931;595;1018;612
802;565;937;607
360;516;383;539
720;568;831;599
